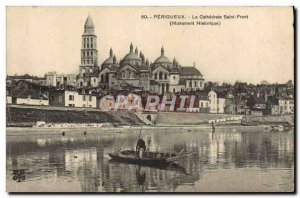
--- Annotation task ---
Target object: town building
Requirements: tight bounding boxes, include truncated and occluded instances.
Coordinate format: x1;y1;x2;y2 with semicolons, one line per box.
224;92;247;114
278;96;294;114
208;90;226;114
7;81;49;106
45;72;57;87
49;87;97;108
75;15;205;94
198;91;209;113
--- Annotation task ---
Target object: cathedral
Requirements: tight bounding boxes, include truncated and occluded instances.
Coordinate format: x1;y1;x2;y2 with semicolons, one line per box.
77;15;205;94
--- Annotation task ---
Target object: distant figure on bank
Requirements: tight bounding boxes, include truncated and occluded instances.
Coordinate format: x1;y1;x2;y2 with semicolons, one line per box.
136;138;146;158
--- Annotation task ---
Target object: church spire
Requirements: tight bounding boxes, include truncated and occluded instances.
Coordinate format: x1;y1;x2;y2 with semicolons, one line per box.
130;43;133;52
135;47;138;54
113;55;117;64
110;48;113;57
173;58;177;66
161;46;164;56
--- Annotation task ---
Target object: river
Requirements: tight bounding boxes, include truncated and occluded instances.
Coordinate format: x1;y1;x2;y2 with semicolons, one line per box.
6;128;294;192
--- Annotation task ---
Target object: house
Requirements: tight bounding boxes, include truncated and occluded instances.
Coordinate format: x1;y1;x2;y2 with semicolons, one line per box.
225;92;247;114
45;72;57;86
208;90;226;114
8;80;49;106
278;96;294;114
271;104;280;115
198;91;209;113
225;92;236;114
250;107;264;116
66;74;77;86
10;88;48;106
49;88;97;108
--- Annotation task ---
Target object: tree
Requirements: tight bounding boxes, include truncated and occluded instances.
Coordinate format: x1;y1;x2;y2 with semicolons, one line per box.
246;95;255;108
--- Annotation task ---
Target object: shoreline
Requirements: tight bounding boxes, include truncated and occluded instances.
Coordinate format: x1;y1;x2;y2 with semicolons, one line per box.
6;124;293;136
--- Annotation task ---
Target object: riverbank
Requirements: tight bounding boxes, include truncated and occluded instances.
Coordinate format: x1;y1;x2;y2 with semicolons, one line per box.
7;124;293;136
7;105;294;128
7;105;144;127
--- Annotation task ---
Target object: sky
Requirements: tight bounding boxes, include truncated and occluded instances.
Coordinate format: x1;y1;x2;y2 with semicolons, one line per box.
6;7;294;84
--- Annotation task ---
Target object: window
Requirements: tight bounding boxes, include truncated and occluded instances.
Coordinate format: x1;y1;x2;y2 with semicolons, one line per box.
189;81;192;87
83;95;86;101
58;95;62;103
201;102;203;107
105;73;109;82
155;73;157;79
69;104;74;107
159;72;162;80
89;96;92;101
173;76;175;80
194;81;197;87
69;95;74;101
164;73;167;79
83;104;86;107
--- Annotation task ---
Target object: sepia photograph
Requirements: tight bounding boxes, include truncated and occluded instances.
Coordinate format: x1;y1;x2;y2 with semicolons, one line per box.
5;6;294;193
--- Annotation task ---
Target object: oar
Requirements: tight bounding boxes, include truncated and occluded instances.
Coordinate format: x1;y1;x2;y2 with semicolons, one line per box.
177;149;185;156
138;126;143;139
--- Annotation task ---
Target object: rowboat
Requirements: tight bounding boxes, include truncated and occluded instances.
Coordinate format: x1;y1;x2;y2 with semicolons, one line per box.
108;159;187;173
108;149;191;165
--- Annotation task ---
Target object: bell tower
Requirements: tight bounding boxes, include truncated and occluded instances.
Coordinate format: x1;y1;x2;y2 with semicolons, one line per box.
81;15;98;67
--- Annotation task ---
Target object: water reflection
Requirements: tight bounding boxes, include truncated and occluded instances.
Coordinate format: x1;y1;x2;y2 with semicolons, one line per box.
6;129;294;192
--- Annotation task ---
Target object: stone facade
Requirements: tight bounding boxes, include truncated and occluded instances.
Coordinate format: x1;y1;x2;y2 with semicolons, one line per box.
75;16;205;93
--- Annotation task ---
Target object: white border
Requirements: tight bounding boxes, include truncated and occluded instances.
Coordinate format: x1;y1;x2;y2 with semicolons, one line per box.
0;1;298;198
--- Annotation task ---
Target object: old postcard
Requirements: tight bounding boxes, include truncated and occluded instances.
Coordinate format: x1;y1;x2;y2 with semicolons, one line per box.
6;6;294;193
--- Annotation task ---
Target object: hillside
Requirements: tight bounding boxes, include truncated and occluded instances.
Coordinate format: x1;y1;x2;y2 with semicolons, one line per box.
6;105;145;127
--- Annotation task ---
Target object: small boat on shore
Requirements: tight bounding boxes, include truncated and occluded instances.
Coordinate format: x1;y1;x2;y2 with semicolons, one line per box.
109;149;192;165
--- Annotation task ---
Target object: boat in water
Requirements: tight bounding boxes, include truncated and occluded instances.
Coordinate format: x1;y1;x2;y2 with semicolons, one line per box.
108;149;192;165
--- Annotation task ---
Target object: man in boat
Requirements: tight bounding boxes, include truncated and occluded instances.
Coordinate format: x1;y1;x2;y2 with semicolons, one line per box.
136;138;146;158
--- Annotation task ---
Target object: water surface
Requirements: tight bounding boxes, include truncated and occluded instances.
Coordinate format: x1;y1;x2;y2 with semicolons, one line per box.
6;128;294;192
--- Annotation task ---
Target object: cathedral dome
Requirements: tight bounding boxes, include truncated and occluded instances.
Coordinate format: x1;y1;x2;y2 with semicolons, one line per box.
102;48;117;67
123;53;141;61
154;47;172;64
154;56;171;64
103;57;114;65
123;43;142;62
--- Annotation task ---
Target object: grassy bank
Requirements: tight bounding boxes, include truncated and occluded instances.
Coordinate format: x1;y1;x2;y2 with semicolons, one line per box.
7;105;144;127
155;112;243;126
